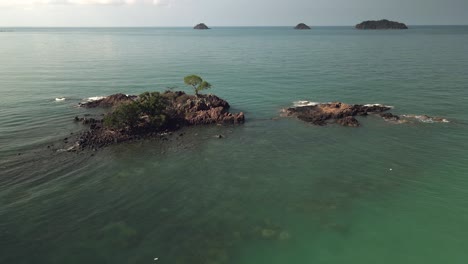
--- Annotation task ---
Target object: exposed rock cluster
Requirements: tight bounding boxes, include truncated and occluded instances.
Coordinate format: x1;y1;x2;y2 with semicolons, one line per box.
73;91;244;150
283;102;391;127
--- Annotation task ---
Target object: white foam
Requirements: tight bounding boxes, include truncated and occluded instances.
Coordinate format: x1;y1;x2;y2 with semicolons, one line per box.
402;115;449;123
85;96;105;102
293;100;321;107
364;103;394;108
55;97;66;101
292;101;394;109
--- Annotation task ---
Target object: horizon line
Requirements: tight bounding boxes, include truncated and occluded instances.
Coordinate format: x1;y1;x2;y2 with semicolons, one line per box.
2;24;468;28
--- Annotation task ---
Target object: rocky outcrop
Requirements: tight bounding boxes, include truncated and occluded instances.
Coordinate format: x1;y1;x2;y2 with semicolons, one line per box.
185;107;245;125
294;23;311;30
283;102;391;127
194;23;210;30
71;91;244;150
380;112;400;121
79;93;137;108
356;19;408;30
169;93;244;125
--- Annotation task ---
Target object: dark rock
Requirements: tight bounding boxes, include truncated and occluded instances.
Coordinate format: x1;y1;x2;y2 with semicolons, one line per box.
337;117;360;127
380;112;400;121
284;102;391;127
294;23;311;30
79;93;137;108
356;19;408;30
194;23;210;30
170;93;242;125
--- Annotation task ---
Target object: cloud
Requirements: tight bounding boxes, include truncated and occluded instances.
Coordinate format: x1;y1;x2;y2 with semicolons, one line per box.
0;0;168;6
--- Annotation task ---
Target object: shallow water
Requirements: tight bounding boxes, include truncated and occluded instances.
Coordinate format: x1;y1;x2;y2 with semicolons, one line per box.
1;26;468;264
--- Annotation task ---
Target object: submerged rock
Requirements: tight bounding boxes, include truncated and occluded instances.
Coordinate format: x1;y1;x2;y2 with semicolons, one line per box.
401;114;449;123
356;19;408;30
294;23;311;30
278;231;291;240
194;23;210;30
380;112;400;121
261;229;277;239
380;113;450;124
283;102;391;127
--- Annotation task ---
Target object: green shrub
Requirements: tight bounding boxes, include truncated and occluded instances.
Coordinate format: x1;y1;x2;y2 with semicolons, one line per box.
139;92;167;116
103;92;168;130
103;102;141;130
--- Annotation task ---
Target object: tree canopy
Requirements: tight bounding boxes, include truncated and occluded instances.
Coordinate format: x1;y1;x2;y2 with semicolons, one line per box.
184;75;212;95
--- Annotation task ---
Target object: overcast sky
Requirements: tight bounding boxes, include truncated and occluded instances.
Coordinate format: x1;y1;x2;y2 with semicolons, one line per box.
0;0;467;27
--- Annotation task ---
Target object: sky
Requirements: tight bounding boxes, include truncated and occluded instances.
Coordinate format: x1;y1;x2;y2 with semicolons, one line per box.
0;0;467;27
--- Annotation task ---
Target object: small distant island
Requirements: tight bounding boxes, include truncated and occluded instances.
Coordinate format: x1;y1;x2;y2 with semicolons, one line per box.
70;75;244;150
294;23;311;30
355;19;408;30
194;23;210;30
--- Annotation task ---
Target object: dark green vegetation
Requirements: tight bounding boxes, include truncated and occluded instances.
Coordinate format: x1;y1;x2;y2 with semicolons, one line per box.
184;75;212;96
103;75;213;130
103;92;168;130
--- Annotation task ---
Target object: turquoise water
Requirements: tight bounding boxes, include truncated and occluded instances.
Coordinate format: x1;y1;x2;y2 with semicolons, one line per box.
1;27;468;263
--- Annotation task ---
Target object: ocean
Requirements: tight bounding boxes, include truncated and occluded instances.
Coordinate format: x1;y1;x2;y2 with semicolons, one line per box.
1;26;468;263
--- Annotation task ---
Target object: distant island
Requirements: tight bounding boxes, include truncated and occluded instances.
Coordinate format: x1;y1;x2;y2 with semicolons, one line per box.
294;23;311;30
355;19;408;30
194;23;210;30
